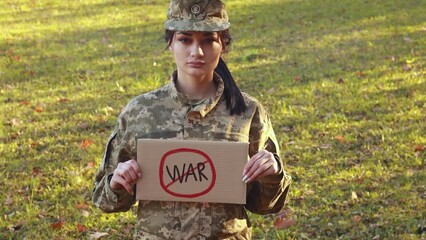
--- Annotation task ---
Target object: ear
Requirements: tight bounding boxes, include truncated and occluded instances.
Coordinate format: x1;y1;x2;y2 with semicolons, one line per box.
169;45;173;51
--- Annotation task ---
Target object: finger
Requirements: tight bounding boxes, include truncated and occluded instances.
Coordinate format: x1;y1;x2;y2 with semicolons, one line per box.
243;151;267;176
114;165;134;183
249;161;275;181
122;163;138;182
243;155;267;183
126;159;142;178
110;175;133;194
116;160;142;183
245;159;272;183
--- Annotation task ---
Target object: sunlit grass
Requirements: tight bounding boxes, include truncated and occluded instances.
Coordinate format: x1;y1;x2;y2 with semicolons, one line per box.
1;0;425;239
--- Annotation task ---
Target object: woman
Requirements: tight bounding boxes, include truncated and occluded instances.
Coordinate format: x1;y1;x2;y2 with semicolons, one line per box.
93;0;291;239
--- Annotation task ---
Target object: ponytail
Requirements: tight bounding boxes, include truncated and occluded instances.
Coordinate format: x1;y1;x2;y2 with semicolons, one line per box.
215;57;247;115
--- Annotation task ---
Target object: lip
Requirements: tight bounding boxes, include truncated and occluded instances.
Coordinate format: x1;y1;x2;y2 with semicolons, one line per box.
187;61;205;68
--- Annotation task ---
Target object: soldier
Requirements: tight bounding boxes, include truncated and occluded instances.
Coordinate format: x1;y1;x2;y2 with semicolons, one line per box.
93;0;292;239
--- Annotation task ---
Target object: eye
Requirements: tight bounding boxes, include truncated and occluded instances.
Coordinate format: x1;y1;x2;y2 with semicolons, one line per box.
178;37;191;43
204;38;217;44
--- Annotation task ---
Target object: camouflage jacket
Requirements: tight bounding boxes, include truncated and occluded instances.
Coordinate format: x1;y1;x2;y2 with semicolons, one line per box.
93;71;291;239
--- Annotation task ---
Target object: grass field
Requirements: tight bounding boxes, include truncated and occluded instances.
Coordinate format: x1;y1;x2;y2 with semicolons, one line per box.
1;0;425;239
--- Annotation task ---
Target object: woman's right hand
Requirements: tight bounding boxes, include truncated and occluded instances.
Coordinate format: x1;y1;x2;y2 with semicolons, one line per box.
110;159;142;195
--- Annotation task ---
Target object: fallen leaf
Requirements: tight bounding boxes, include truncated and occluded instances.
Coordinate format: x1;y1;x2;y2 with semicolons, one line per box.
354;177;364;184
29;142;38;148
356;71;366;78
414;145;424;152
80;139;94;149
87;161;96;168
351;191;358;200
335;135;346;143
7;223;23;232
32;167;42;176
76;203;89;210
273;209;296;229
10;55;20;61
11;118;22;126
5;49;14;56
51;219;64;230
76;223;87;232
34;106;44;112
337;78;344;84
78;122;90;130
5;195;13;206
58;98;69;103
352;215;362;224
414;145;424;158
89;232;109;240
402;63;411;71
293;75;302;82
20;100;30;105
274;216;296;229
372;234;380;240
81;210;90;217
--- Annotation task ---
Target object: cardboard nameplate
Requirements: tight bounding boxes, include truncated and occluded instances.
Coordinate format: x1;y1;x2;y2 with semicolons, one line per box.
136;139;248;204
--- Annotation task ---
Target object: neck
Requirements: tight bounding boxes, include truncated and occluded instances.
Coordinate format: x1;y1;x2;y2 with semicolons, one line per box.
176;71;215;99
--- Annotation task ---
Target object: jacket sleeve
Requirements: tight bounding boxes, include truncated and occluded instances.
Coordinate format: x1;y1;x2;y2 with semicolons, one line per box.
245;103;292;214
92;111;136;213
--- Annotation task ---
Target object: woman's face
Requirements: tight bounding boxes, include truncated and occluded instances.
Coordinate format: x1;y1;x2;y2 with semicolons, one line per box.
170;31;223;81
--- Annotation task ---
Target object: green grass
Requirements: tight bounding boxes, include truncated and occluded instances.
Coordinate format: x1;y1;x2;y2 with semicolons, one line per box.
1;0;425;239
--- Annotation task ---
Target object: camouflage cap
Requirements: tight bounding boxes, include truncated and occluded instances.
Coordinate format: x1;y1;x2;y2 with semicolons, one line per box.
164;0;230;32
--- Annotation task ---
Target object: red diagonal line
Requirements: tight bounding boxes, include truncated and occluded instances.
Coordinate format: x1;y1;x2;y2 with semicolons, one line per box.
165;160;209;188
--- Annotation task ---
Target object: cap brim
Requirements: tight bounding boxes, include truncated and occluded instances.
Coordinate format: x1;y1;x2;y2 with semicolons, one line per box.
164;18;230;32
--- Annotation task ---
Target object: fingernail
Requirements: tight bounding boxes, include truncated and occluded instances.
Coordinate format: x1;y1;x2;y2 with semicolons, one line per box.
244;177;250;184
242;175;248;182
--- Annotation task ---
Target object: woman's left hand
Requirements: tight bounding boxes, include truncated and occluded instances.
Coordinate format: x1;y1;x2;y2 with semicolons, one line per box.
242;150;279;183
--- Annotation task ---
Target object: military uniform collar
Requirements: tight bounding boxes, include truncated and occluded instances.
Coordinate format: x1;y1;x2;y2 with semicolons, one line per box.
169;70;225;118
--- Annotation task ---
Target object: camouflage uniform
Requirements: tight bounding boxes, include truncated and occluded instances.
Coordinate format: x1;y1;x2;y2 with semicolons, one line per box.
93;71;292;239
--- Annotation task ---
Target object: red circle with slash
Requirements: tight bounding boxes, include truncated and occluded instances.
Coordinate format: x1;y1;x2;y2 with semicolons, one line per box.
159;148;216;198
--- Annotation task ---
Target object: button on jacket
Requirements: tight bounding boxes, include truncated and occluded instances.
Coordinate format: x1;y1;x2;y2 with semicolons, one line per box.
93;71;291;239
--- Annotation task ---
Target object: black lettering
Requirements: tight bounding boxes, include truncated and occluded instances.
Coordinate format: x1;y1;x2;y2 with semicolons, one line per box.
166;164;186;183
197;162;208;181
185;163;198;182
179;163;186;183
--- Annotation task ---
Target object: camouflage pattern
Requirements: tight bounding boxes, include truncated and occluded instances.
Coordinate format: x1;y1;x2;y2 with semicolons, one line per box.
164;0;230;31
92;71;292;239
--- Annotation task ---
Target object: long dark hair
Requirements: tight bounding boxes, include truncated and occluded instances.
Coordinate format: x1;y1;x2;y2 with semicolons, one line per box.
164;29;247;115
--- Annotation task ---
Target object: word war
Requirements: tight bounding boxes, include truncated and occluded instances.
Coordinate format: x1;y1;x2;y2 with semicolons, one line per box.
165;162;209;184
159;148;217;198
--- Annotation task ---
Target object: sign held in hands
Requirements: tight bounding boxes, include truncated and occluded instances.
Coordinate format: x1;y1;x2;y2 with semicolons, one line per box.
136;139;248;204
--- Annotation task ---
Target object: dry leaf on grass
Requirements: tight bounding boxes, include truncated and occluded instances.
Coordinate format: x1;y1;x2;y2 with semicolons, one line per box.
89;232;109;240
76;223;87;232
80;139;94;149
51;219;64;230
352;215;362;224
76;203;89;210
5;195;13;206
273;210;296;229
335;135;346;143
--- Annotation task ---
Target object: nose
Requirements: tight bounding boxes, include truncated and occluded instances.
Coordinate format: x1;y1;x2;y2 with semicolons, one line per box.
190;43;204;58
